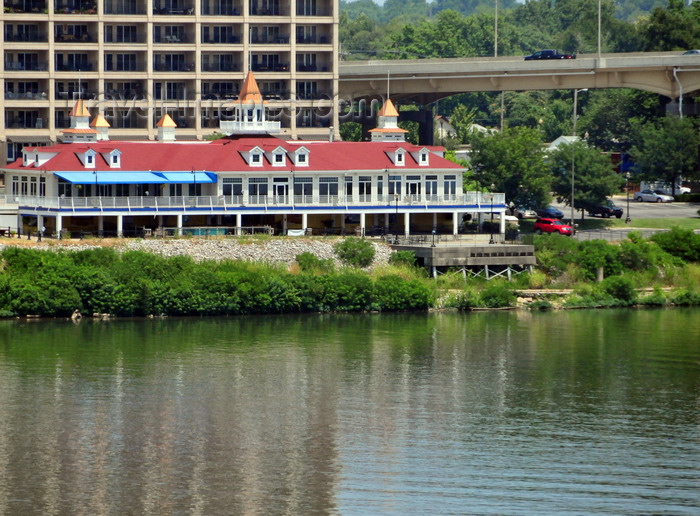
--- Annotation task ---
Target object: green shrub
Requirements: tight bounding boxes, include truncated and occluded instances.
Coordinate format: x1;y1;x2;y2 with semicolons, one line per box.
319;273;374;311
295;251;334;273
576;240;622;280
333;237;376;268
601;276;636;305
444;288;480;310
533;234;580;277
528;299;553;311
651;227;700;263
388;250;417;268
373;275;432;311
670;289;700;306
638;287;668;306
480;282;516;308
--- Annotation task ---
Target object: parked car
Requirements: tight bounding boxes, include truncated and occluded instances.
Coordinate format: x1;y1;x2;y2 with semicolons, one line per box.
536;206;564;219
534;218;573;236
510;206;537;219
683;49;700;55
588;200;623;218
524;49;576;60
634;189;674;203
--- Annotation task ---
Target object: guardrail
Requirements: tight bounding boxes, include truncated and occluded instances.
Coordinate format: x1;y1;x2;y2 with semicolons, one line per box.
6;192;507;211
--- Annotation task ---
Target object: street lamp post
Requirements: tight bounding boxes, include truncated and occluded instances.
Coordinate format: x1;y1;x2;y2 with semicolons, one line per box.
625;172;631;224
431;227;436;247
571;88;587;231
489;183;495;245
598;0;602;58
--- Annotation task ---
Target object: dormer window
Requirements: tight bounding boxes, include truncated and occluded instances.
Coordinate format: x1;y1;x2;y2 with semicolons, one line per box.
101;149;122;168
420;152;428;165
289;146;310;166
391;148;406;166
274;153;284;165
240;146;265;166
80;148;97;168
107;149;122;168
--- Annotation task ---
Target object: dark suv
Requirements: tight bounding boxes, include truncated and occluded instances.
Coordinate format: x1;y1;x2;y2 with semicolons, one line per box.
588;200;623;219
534;218;573;236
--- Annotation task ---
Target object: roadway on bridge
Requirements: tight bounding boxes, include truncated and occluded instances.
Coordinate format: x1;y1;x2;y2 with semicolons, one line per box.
339;52;700;102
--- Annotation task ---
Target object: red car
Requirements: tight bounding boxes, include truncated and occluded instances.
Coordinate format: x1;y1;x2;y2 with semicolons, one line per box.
534;218;573;236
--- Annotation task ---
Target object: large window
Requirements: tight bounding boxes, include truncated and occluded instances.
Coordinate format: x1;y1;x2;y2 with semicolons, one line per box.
425;175;438;199
444;175;456;199
293;177;312;200
296;0;316;16
223;178;243;197
358;176;371;201
104;54;138;71
248;177;268;202
388;175;402;196
319;177;338;199
104;25;137;43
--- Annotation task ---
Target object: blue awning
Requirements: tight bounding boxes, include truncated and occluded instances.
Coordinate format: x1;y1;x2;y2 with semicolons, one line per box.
155;172;217;183
54;171;218;184
55;172;166;184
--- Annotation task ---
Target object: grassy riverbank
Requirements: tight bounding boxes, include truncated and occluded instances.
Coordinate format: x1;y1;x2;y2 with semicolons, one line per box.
0;227;699;318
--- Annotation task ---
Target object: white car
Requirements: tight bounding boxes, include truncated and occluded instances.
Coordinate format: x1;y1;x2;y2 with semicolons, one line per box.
510;206;538;219
634;189;674;203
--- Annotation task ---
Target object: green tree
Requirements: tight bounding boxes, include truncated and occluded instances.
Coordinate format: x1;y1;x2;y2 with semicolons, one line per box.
468;127;551;209
339;121;362;141
640;0;700;51
449;104;477;144
549;142;625;217
630;116;700;190
578;89;664;153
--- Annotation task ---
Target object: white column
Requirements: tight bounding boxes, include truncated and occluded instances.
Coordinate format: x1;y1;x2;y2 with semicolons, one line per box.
302;213;308;232
452;212;459;235
359;212;365;236
282;214;288;234
236;213;242;235
403;212;410;236
116;215;123;237
97;216;104;236
176;214;183;236
38;215;44;234
500;210;506;235
340;214;346;234
56;215;63;237
385;212;390;231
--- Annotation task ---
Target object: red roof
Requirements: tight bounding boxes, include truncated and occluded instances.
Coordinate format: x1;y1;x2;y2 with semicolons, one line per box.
5;137;463;173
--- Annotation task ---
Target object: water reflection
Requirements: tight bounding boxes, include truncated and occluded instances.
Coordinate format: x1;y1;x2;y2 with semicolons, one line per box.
0;310;698;514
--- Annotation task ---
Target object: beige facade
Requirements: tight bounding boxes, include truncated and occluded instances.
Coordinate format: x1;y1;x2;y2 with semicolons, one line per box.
2;0;339;160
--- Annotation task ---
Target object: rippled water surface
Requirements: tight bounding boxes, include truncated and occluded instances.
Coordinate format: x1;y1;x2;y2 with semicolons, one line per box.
0;309;698;515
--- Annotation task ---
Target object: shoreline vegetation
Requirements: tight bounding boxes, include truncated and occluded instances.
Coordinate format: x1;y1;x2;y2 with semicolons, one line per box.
1;228;699;319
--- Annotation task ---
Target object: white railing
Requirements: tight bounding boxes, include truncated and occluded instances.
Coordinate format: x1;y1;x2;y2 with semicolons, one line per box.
8;192;506;212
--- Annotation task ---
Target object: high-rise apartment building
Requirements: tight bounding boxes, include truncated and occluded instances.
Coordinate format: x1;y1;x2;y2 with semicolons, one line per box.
2;0;338;161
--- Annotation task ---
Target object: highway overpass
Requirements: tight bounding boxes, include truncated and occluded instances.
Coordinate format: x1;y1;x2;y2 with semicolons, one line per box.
339;52;700;107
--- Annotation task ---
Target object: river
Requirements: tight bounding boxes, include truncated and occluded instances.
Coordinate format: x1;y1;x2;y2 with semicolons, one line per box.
0;309;698;515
